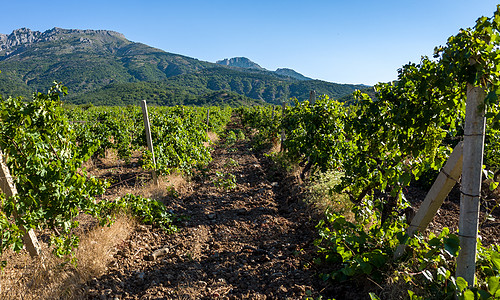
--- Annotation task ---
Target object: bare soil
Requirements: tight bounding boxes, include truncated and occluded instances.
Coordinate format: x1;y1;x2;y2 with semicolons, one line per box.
84;134;332;299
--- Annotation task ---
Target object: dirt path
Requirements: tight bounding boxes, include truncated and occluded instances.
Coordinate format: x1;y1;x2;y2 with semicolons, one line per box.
84;131;330;299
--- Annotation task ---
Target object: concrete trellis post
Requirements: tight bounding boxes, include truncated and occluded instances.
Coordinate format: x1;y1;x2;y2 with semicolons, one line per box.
309;90;316;105
392;83;486;288
456;84;486;286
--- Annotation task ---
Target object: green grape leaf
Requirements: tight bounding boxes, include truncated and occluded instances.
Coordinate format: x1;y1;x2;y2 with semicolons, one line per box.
444;235;460;257
456;277;470;292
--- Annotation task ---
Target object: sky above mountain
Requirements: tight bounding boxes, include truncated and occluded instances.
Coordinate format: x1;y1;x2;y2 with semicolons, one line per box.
0;0;498;85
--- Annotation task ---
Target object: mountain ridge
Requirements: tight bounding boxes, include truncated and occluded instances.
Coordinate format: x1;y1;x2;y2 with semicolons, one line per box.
274;68;312;81
0;27;127;55
0;27;369;105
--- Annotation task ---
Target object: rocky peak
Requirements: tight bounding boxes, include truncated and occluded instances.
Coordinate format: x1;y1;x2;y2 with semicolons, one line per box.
0;33;7;45
216;57;265;70
0;28;41;51
0;27;127;54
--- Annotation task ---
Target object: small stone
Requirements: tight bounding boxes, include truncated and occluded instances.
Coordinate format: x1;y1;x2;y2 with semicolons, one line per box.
136;272;145;280
138;225;149;232
207;213;216;220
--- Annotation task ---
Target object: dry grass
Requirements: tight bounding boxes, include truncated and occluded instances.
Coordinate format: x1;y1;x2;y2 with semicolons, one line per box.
379;276;414;300
207;131;219;144
137;172;188;200
305;170;354;221
0;214;135;300
267;140;282;156
162;172;188;193
203;131;219;147
263;145;351;219
80;156;97;173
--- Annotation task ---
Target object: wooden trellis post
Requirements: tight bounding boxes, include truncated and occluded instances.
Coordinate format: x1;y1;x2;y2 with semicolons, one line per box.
206;108;210;133
301;90;317;178
456;83;486;286
280;101;286;152
0;151;41;257
140;100;158;186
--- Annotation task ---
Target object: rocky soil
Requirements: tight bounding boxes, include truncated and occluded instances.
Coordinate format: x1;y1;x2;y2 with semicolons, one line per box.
84;135;336;299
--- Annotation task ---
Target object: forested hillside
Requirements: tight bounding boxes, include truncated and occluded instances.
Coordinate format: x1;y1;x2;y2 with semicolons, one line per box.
0;27;368;105
71;67;367;105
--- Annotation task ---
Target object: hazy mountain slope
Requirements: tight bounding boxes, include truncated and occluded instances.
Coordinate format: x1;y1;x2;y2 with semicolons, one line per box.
274;68;312;81
0;27;369;105
72;67;367;105
0;28;213;96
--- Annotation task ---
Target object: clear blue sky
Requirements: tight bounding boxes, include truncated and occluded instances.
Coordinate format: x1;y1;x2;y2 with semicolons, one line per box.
1;0;499;85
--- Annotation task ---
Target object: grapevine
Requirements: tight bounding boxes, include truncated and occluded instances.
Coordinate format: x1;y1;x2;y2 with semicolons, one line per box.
0;83;106;257
237;5;500;299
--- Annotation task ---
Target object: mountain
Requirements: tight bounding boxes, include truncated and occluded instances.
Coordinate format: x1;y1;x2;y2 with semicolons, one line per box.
217;57;312;81
0;27;369;105
0;28;212;96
